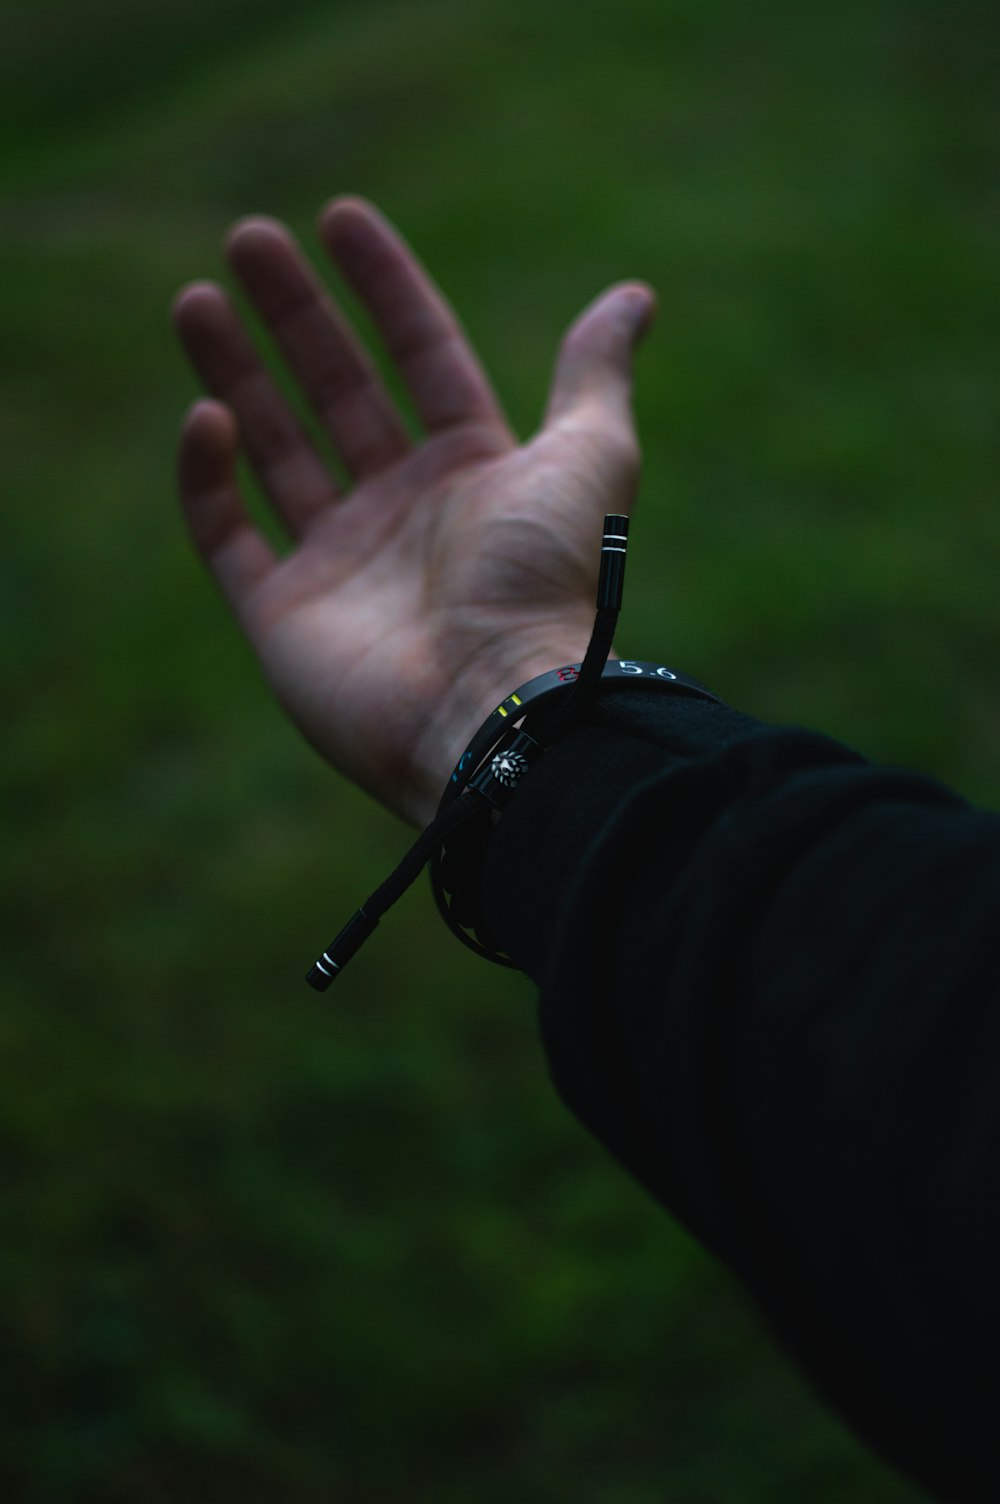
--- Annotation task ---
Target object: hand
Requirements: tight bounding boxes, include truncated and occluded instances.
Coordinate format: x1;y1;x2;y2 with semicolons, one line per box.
172;197;655;827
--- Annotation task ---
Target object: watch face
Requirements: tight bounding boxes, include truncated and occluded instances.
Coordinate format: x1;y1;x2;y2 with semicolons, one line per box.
490;749;529;788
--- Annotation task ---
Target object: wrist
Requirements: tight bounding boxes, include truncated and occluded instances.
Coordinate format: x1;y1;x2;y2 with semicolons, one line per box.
405;636;597;829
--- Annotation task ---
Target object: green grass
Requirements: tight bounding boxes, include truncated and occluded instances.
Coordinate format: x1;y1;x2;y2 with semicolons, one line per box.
2;0;997;1496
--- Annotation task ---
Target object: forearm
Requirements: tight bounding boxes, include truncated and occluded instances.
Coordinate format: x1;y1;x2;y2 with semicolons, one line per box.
478;682;1000;1501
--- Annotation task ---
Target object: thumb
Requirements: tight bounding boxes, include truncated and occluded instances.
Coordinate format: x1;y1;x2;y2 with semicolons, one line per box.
544;281;656;432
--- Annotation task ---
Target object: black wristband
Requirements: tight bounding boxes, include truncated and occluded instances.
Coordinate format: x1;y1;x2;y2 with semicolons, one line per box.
438;659;724;815
430;659;725;965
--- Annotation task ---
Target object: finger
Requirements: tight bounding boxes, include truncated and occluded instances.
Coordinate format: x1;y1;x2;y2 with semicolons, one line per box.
319;196;511;437
225;216;412;482
544;281;656;434
172;281;337;538
177;398;276;617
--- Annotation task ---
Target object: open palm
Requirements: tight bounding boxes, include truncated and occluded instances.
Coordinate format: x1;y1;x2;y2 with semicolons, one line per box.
173;198;654;826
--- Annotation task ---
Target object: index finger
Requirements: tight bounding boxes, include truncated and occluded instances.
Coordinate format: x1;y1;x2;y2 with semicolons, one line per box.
318;197;511;438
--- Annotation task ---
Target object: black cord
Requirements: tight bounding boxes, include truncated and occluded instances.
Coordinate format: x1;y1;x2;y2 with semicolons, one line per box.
306;792;487;990
305;513;632;989
534;514;629;745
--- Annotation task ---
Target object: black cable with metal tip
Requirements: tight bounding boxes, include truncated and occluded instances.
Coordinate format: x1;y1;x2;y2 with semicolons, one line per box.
535;513;629;747
305;514;630;989
306;792;489;989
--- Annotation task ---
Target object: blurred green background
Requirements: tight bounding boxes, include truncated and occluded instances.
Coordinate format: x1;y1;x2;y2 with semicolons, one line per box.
2;0;997;1498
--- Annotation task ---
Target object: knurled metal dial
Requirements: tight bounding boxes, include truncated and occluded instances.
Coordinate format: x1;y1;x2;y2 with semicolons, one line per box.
489;749;529;788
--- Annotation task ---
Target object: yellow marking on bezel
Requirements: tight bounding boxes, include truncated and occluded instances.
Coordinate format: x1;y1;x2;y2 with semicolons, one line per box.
498;706;509;718
510;693;522;706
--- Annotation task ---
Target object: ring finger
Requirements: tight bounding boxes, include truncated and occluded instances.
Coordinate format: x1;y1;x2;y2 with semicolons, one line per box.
172;280;339;539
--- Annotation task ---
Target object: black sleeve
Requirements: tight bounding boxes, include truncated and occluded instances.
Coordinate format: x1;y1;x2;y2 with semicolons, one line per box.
478;682;1000;1504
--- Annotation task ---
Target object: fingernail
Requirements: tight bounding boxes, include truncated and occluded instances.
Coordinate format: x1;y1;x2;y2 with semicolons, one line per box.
621;288;655;339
